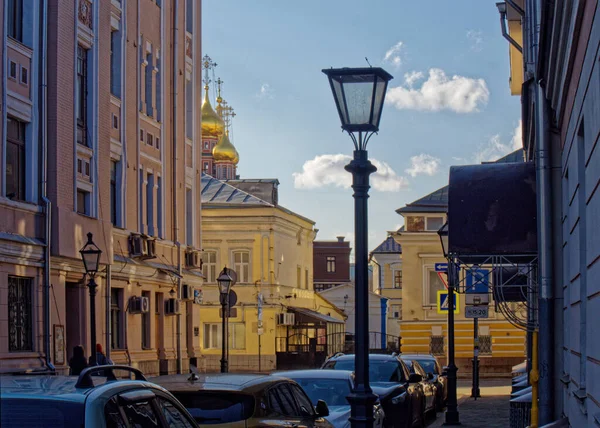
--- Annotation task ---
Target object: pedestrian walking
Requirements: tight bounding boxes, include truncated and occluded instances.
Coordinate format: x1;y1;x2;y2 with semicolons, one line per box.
69;345;88;376
92;343;113;366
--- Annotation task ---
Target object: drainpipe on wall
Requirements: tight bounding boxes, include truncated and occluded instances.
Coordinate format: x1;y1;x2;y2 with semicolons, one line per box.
380;297;388;350
40;0;54;372
173;0;182;375
105;265;111;360
531;0;554;423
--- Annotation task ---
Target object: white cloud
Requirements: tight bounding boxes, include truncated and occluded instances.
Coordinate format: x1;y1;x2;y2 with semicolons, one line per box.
385;68;489;113
474;121;523;163
383;41;405;69
257;83;274;99
404;71;424;88
511;119;523;150
405;154;441;177
293;154;409;192
467;30;484;52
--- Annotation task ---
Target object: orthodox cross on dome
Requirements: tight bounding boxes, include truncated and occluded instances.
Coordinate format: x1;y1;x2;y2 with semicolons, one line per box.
202;54;217;89
221;102;236;134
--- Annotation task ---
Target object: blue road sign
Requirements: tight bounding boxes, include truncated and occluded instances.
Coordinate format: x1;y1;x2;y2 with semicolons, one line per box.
437;291;459;314
466;269;490;294
435;263;448;273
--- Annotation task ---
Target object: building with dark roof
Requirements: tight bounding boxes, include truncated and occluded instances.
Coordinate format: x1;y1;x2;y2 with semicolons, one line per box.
390;149;527;376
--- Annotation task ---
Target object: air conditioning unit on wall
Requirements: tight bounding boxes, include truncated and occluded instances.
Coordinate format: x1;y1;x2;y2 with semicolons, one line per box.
182;284;194;301
165;298;180;315
129;234;147;258
129;296;150;314
185;250;202;269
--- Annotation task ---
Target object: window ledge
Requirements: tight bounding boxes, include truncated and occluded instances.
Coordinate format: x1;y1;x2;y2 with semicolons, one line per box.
0;197;42;213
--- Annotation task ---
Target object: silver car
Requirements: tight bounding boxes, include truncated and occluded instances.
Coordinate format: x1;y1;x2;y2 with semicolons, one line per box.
275;369;385;428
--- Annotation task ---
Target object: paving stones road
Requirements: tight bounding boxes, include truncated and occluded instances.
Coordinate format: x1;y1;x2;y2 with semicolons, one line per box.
427;379;512;428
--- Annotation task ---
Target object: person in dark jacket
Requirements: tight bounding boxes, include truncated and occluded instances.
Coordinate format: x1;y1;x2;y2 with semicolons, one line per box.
69;345;88;375
92;343;113;366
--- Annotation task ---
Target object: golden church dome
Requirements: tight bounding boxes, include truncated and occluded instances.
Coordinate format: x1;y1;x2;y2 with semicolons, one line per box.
212;130;239;165
201;86;225;137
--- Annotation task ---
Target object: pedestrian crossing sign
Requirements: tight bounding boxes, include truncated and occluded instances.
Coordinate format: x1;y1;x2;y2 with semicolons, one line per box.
437;290;460;314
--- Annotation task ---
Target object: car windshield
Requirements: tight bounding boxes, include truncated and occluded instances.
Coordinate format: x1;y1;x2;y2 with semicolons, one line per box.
292;378;351;407
0;398;85;428
330;359;404;383
172;391;255;424
415;360;438;374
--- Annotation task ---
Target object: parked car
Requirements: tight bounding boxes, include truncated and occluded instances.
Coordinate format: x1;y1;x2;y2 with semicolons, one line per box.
153;373;333;427
275;369;385;428
400;354;447;411
400;359;437;416
322;353;426;428
0;365;197;428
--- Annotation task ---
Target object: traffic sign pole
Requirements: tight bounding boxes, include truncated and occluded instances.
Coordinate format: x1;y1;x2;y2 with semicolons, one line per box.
471;318;481;399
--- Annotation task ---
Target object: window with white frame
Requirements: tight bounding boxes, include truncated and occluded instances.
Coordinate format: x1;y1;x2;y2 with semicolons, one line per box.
145;49;153;117
6;117;26;200
7;0;24;42
426;269;446;306
156;176;163;238
426;217;444;231
391;304;402;319
9;61;18;79
76;45;89;147
110;30;122;98
203;323;246;350
326;256;336;273
393;270;402;289
146;173;155;236
77;188;91;216
233;250;250;283
20;65;28;85
202;251;217;282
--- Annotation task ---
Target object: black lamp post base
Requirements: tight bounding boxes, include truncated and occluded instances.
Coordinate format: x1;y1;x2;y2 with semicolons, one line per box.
346;390;378;427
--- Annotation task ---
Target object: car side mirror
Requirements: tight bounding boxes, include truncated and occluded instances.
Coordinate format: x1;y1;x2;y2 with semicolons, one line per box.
442;366;449;376
315;399;329;417
427;372;435;380
408;373;423;383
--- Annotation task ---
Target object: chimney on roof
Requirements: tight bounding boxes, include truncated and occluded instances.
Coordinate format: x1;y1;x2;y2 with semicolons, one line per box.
337;236;345;242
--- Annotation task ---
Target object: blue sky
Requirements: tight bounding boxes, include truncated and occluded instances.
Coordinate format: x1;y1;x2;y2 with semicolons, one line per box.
202;1;521;253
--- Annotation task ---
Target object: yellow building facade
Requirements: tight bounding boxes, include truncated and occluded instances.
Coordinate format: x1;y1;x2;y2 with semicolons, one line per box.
199;175;345;372
393;182;526;377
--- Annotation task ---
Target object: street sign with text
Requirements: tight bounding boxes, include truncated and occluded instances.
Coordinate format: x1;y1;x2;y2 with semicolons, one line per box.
465;306;489;319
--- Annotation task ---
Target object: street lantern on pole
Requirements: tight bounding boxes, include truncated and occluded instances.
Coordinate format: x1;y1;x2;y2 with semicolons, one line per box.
323;66;393;428
79;232;102;366
437;220;461;425
217;268;233;373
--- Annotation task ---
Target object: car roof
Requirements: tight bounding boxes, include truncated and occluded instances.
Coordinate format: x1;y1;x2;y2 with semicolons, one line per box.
151;373;283;393
0;375;162;403
329;354;399;362
274;369;354;380
400;354;438;361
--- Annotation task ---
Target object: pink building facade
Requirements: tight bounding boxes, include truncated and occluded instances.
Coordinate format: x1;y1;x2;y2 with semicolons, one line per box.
1;0;204;376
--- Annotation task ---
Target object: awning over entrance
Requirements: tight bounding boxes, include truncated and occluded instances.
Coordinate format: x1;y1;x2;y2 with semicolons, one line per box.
114;255;205;279
448;161;537;256
288;307;344;324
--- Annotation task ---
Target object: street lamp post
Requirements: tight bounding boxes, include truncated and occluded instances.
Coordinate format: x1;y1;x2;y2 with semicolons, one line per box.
323;66;393;428
217;268;233;373
79;232;102;366
438;221;461;425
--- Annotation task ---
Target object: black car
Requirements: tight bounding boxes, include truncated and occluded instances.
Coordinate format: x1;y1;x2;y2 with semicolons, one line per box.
401;359;437;417
400;354;447;412
322;353;426;428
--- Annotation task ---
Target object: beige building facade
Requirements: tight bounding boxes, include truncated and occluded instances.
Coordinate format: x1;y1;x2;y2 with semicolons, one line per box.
1;0;203;376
